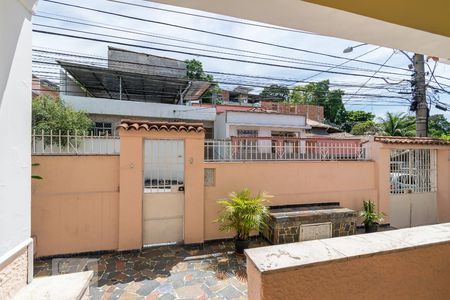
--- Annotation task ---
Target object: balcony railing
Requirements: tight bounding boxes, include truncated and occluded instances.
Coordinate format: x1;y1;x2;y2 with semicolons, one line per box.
32;130;120;155
204;138;369;161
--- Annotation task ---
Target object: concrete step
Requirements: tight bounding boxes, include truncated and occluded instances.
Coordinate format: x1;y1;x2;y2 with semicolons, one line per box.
13;271;93;300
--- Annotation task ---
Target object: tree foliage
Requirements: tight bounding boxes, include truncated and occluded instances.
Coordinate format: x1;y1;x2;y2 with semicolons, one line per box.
260;84;289;101
288;80;346;125
185;59;213;81
351;120;379;135
429;114;450;139
341;110;375;133
378;112;415;136
32;95;92;134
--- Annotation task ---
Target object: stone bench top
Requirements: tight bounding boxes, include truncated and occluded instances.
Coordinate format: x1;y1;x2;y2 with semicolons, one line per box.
245;223;450;274
13;271;93;300
270;207;356;220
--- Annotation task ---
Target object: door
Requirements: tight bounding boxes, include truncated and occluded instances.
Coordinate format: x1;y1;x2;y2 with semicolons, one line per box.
143;140;184;246
389;149;437;228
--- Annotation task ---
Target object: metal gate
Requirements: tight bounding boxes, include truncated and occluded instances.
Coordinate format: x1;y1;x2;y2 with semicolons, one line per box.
389;149;437;228
143;140;184;246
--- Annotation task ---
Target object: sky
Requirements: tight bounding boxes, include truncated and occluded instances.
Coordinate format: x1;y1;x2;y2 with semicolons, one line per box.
32;0;450;120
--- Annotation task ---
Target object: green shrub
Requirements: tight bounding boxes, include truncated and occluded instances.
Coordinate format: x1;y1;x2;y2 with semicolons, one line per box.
216;189;271;240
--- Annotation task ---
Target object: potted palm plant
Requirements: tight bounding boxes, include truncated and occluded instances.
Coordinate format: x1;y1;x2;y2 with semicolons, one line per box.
360;200;384;233
216;189;271;254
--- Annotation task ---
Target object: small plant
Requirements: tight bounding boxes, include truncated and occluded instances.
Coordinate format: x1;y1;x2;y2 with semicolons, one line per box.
360;200;384;233
216;189;271;253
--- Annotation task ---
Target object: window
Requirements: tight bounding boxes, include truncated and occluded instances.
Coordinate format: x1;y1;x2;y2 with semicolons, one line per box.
92;122;112;136
237;129;258;137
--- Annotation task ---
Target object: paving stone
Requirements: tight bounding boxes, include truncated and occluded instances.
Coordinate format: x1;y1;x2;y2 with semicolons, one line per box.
217;285;243;300
175;284;206;298
136;280;160;296
33;238;270;299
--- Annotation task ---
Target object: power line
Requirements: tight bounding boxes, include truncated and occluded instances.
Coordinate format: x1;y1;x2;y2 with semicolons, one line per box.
34;14;409;76
32;29;411;82
32;48;408;88
301;46;382;82
40;0;411;72
344;50;397;104
31;49;410;94
35;22;408;77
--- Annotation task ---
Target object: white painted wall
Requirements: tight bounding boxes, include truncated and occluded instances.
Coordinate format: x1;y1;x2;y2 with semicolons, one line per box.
213;113;227;139
62;95;216;122
226;111;308;128
215;111;309;139
0;0;36;256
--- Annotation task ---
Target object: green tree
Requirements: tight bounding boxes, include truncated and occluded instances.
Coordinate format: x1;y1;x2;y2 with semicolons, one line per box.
351;120;379;135
288;80;346;125
260;84;289;101
185;59;213;81
32;95;92;135
341;110;375;133
429;114;450;138
378;112;415;136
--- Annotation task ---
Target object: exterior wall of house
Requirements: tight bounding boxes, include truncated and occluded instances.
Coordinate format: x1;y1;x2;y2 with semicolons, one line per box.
32;76;59;98
108;47;187;77
203;161;377;240
214;113;227;139
88;114;214;135
62;95;217;122
0;0;36;297
31;155;120;257
260;102;324;122
226;111;307;128
215;111;309;139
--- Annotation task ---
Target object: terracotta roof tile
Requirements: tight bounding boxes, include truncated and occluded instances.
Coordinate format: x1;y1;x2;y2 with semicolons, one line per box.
374;136;450;145
118;120;204;133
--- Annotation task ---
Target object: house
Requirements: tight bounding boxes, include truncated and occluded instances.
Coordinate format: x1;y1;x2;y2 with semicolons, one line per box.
58;47;217;138
193;102;342;139
32;75;59;98
260;101;325;122
214;109;310;139
218;86;259;104
306;118;344;135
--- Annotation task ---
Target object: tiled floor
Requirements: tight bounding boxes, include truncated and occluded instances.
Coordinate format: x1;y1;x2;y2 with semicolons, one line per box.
33;227;395;300
34;239;269;300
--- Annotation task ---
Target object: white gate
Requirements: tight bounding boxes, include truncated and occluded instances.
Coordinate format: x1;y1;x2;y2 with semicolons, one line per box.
389;149;437;228
143;140;184;246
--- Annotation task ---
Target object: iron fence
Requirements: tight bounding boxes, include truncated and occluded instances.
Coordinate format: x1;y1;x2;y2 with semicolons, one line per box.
204;138;370;161
32;130;120;155
389;149;437;194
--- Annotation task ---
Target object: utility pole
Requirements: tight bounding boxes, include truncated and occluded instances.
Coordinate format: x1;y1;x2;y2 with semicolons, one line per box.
411;54;428;137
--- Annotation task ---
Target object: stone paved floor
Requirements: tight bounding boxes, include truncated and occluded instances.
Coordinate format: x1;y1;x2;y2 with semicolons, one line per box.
33;227;395;300
34;239;269;300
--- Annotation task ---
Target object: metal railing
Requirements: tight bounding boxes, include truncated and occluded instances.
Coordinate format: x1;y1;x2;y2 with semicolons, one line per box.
390;149;436;194
205;138;370;161
32;130;120;155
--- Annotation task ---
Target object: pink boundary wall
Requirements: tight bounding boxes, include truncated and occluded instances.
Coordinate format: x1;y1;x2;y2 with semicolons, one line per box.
31;135;450;256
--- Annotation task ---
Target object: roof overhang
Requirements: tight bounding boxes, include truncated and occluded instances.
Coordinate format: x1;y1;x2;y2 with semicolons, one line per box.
152;0;450;63
59;61;211;103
